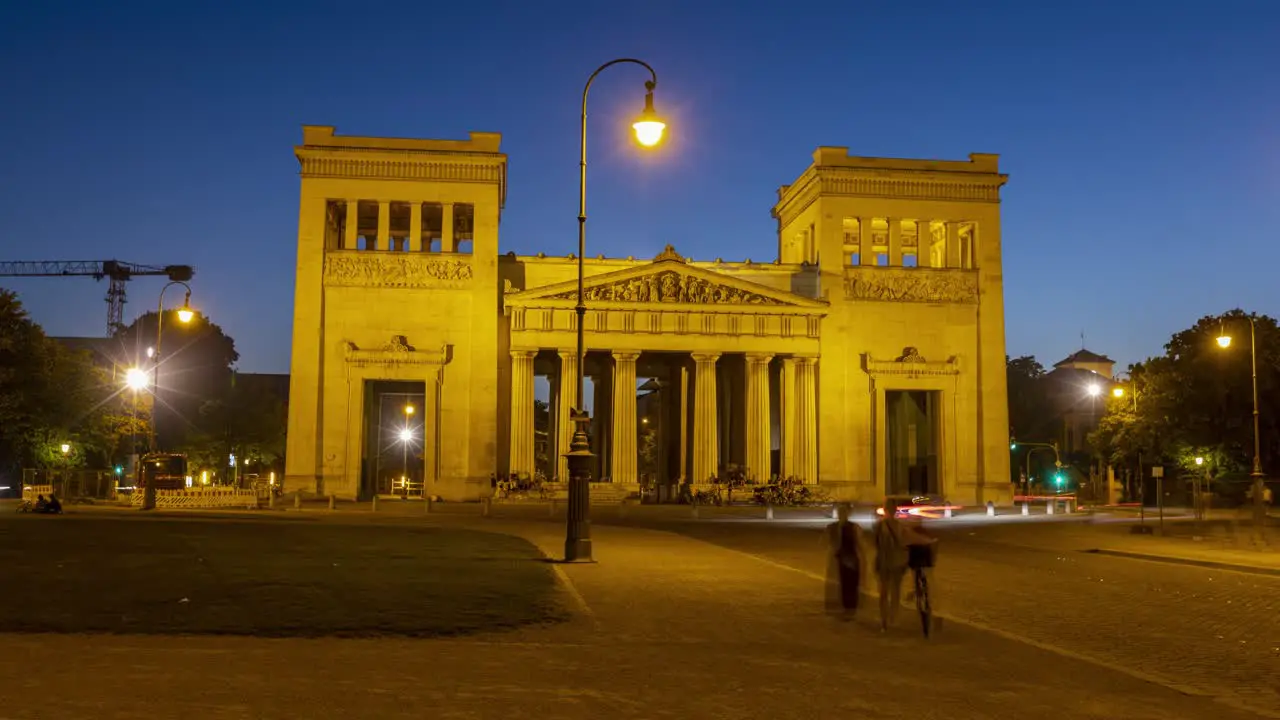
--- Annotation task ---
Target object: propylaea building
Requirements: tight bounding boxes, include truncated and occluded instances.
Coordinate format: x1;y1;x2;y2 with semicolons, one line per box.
284;126;1012;504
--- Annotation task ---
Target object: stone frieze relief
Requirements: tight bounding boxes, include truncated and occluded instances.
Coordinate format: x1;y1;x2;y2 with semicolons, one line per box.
843;267;978;304
324;253;473;287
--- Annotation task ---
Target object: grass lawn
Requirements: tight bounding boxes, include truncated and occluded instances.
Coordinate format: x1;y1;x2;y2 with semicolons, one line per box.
0;513;566;637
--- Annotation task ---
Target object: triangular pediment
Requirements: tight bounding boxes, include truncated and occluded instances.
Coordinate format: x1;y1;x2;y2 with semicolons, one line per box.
508;246;826;311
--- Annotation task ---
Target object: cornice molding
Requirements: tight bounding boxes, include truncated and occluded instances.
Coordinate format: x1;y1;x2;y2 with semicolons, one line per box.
774;166;1005;227
344;335;448;367
298;156;505;184
863;347;960;377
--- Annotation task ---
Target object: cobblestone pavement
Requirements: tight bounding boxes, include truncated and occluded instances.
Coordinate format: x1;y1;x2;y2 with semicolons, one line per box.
0;510;1270;719
608;514;1280;717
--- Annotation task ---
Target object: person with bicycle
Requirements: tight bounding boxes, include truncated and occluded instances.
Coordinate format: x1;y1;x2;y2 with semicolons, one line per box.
873;499;909;631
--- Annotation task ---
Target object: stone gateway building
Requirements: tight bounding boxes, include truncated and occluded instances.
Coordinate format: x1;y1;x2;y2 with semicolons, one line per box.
284;126;1013;505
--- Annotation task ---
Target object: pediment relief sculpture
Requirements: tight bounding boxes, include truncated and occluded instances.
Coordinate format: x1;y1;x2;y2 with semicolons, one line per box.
547;270;784;306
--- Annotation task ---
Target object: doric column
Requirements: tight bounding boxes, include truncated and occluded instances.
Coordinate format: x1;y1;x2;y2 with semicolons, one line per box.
888;217;903;266
441;202;456;253
859;216;875;265
794;356;818;484
611;351;640;484
508;349;536;480
344;200;359;249
780;358;797;480
692;352;721;483
556;349;579;483
377;201;391;251
745;353;773;482
409;203;423;252
945;221;961;268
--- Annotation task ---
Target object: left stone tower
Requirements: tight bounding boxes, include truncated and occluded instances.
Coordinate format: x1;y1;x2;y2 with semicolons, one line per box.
285;126;507;502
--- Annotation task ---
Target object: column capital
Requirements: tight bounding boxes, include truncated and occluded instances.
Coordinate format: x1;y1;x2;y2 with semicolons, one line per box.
510;348;537;359
794;354;819;365
611;350;641;362
691;352;721;364
745;353;774;365
557;348;579;360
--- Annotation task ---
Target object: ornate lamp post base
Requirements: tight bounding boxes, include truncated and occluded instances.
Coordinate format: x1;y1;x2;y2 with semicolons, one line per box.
563;410;595;562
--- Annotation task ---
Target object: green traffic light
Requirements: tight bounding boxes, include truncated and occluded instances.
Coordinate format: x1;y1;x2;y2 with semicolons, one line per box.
114;465;123;475
1010;442;1017;450
1054;473;1064;486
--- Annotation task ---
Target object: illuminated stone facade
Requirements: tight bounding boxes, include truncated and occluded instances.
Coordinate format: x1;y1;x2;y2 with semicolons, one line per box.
285;128;1012;504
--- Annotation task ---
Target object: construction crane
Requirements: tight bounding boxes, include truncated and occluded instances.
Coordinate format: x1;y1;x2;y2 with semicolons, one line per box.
0;260;195;335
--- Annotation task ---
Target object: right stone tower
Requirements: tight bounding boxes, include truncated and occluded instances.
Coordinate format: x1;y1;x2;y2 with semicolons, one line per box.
772;148;1011;504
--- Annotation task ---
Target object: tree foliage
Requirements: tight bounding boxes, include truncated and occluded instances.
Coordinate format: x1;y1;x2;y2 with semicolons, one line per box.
180;374;287;481
0;289;142;475
1091;310;1280;479
115;309;239;451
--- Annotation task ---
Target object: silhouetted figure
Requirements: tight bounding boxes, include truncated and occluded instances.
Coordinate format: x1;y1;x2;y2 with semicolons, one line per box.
826;503;863;619
874;499;909;631
45;494;62;514
33;495;48;513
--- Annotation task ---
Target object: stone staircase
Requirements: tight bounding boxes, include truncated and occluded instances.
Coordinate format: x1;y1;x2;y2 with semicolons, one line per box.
537;482;639;504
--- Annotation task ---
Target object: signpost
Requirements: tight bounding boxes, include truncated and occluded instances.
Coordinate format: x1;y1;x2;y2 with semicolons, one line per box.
1152;466;1165;535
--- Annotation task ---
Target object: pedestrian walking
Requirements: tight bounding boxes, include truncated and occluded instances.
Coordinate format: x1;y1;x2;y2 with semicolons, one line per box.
874;498;909;631
825;503;863;619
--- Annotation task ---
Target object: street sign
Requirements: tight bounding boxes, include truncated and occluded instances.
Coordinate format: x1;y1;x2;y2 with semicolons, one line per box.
1151;466;1164;478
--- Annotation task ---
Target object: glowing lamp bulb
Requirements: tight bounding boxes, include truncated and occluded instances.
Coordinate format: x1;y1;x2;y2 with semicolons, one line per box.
399;428;412;442
632;88;665;148
125;367;150;390
60;443;71;454
1217;335;1232;348
1086;383;1101;397
1112;387;1124;398
177;306;194;323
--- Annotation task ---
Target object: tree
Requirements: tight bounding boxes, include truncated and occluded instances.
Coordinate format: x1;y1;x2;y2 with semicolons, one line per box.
1091;310;1280;494
0;289;137;478
1007;355;1053;443
180;374;286;483
115;309;239;451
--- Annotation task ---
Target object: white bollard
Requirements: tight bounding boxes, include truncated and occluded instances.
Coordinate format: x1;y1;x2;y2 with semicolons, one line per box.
987;501;996;517
766;504;775;521
481;497;491;517
372;495;379;512
1064;498;1073;514
1022;502;1029;516
328;495;335;511
692;501;700;519
944;503;953;519
1046;499;1055;515
831;506;840;520
294;494;301;510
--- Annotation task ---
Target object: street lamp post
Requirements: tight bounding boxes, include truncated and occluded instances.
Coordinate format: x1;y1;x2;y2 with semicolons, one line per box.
564;59;666;563
150;281;195;452
1216;314;1267;542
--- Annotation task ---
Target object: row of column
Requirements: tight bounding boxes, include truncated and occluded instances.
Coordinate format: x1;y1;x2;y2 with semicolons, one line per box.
508;350;819;486
342;200;460;252
855;218;967;268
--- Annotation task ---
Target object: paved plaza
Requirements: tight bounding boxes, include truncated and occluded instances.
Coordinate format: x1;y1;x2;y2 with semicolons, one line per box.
1;503;1276;719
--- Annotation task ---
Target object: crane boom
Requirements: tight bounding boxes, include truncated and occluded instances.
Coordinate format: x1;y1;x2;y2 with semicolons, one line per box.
0;260;195;335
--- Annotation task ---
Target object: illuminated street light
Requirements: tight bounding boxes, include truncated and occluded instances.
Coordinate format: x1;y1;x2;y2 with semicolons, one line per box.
125;367;150;390
404;404;415;415
1086;383;1102;397
151;281;195;452
1216;313;1266;540
631;87;665;148
1112;387;1125;398
564;58;666;564
60;443;71;454
399;428;413;443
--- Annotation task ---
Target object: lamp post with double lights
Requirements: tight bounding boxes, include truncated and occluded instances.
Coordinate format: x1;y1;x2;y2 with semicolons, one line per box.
563;59;667;563
1216;314;1268;541
150;281;195;452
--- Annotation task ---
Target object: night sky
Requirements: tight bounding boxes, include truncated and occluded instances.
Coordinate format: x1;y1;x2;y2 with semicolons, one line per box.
2;0;1277;374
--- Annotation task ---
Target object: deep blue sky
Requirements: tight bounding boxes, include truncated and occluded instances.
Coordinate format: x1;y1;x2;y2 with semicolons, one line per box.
2;1;1277;374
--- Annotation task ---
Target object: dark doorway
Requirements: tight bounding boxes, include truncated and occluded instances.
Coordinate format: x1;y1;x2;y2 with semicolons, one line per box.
885;390;939;497
362;380;426;499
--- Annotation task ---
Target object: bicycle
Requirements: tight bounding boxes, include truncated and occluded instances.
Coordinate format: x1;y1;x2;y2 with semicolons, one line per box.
908;542;936;638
